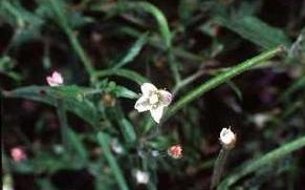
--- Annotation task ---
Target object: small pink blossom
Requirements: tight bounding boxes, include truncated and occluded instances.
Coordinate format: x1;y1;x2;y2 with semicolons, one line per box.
11;147;27;162
167;145;183;159
46;71;63;86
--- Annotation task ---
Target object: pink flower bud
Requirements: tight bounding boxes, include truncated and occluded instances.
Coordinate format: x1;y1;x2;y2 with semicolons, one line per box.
167;145;183;159
11;147;27;162
46;71;63;86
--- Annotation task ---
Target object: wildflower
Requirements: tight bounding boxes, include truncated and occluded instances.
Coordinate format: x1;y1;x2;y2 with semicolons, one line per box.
252;113;270;129
167;144;183;159
134;170;149;184
46;71;63;86
134;83;172;123
211;127;236;188
110;139;124;154
2;174;13;190
10;147;27;162
151;150;160;157
219;128;236;150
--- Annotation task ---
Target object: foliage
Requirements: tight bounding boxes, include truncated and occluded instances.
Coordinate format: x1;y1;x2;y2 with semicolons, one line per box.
1;0;304;190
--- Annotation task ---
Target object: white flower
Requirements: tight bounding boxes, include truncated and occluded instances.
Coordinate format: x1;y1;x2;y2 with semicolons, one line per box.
2;174;13;190
110;139;124;154
134;83;172;123
46;71;63;86
134;170;149;184
252;113;270;128
219;128;236;149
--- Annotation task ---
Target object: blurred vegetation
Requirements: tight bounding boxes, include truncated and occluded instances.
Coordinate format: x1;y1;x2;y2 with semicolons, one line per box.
1;0;305;190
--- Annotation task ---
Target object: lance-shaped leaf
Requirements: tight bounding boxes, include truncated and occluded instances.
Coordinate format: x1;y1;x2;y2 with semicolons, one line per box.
3;85;99;126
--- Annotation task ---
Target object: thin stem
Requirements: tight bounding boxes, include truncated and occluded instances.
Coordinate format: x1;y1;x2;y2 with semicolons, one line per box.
93;1;182;84
166;46;284;120
48;0;96;83
211;148;231;189
172;70;205;95
218;135;305;189
168;48;181;83
56;99;71;153
118;27;204;62
96;132;129;190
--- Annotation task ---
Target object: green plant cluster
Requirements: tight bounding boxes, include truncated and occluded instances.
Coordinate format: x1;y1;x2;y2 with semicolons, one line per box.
1;0;305;189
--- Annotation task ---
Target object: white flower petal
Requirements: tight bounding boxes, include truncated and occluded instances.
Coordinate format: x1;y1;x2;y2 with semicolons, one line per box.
134;96;151;112
219;128;236;149
158;90;172;106
135;170;149;184
150;106;164;123
141;83;157;96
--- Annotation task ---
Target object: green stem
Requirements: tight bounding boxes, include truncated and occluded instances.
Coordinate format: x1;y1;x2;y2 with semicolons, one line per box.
101;1;181;83
96;132;129;190
56;99;71;153
94;68;148;84
48;0;96;83
166;46;284;119
211;148;230;189
172;70;205;95
218;135;305;189
168;48;181;83
117;2;171;48
118;27;204;62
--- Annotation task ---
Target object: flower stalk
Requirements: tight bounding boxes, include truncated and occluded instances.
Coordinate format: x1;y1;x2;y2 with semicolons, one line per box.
211;128;236;189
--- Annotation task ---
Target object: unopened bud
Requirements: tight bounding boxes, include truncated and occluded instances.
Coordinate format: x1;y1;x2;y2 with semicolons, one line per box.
219;128;236;149
167;145;183;159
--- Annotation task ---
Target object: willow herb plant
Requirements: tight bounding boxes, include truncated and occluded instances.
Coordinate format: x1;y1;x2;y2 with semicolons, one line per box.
2;0;305;189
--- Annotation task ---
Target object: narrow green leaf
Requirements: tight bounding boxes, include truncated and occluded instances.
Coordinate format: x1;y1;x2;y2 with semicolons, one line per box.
48;0;95;82
113;32;149;69
56;99;71;155
218;136;305;189
66;127;88;162
95;68;148;85
0;56;22;81
108;1;171;48
96;132;129;190
226;80;242;101
1;1;44;47
3;86;98;126
215;16;290;49
114;86;138;99
119;118;137;143
167;47;284;119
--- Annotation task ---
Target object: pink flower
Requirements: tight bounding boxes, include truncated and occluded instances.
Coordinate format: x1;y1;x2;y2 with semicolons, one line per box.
219;128;236;149
167;145;183;159
46;71;63;86
11;147;27;162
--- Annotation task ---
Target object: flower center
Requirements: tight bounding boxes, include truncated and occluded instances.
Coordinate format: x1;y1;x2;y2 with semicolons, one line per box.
149;92;159;105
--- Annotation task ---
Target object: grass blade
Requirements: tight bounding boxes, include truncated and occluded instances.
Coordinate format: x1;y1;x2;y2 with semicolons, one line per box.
113;32;149;70
96;132;129;190
167;47;284;119
218;136;305;189
95;68;148;85
215;16;290;49
47;0;95;82
4;86;99;126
